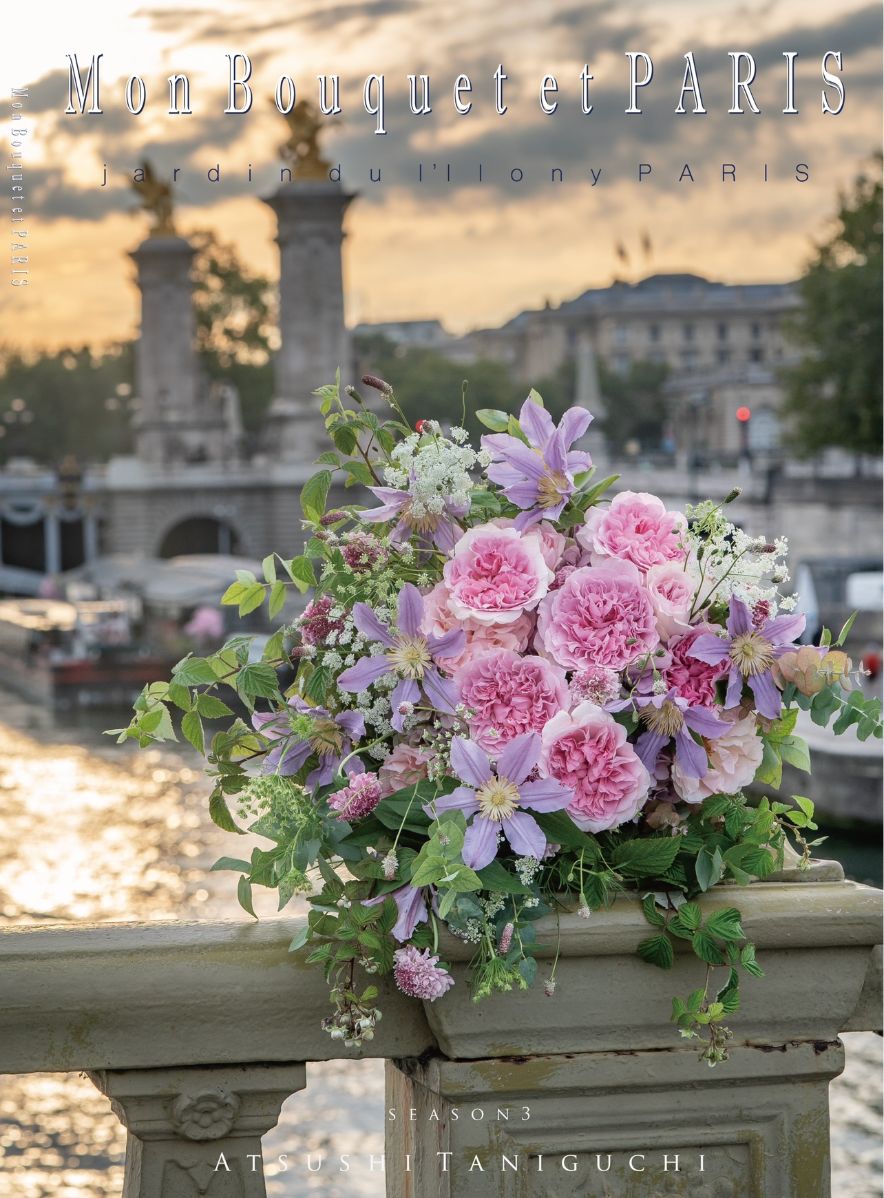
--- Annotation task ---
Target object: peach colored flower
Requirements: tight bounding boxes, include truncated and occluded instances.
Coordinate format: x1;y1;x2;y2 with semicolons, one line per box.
645;561;697;641
421;581;534;673
672;712;763;803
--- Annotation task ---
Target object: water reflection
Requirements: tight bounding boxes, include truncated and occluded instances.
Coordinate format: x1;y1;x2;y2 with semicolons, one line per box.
0;694;879;1197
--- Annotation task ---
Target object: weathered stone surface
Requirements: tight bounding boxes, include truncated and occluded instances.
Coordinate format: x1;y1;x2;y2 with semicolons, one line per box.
91;1063;306;1197
385;1041;844;1198
425;879;882;1058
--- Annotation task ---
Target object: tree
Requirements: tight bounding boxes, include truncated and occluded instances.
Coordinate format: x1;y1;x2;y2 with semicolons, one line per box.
782;162;882;457
190;230;277;435
353;335;518;437
597;358;671;453
0;231;278;464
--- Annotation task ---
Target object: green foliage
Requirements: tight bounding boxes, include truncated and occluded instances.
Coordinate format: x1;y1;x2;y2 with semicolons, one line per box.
596;357;671;454
781;161;883;456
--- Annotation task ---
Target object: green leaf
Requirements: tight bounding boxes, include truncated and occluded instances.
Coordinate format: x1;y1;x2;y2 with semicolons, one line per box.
181;710;205;753
535;811;601;856
705;907;745;942
301;470;333;522
755;738;783;787
238;583;267;616
172;656;219;686
695;845;724;892
209;789;245;834
268;580;288;619
237;875;257;919
740;942;764;978
692;929;726;965
303;665;331;705
284;555;317;593
263;627;286;662
210;856;251;873
236;664;281;703
288;925;310;952
637;934;674;970
836;611;858;645
641;893;666;927
777;735;811;773
476;860;532;895
262;554;277;583
475;408;510;432
610;837;680;878
676;901;702;932
195;694;234;719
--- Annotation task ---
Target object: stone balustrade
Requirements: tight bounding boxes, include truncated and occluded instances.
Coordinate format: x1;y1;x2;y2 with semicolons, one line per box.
0;861;880;1197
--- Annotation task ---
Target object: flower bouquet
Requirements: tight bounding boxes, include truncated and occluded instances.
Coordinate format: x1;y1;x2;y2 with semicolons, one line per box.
113;377;882;1065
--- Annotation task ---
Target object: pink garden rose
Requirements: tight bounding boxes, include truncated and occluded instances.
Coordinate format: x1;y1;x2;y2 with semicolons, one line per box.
536;559;659;672
672;712;763;803
421;580;534;672
455;648;569;752
662;626;729;707
443;524;553;625
645;562;697;641
378;740;432;797
578;491;688;574
540;702;651;832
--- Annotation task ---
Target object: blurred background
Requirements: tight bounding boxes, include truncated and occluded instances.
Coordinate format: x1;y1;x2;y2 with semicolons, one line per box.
0;0;881;1194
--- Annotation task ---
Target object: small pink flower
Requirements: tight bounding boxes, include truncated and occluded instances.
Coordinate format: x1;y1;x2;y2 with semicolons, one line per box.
662;626;729;707
455;648;569;752
393;946;455;1001
536;559;659;672
421;581;534;673
328;772;382;820
569;665;622;706
444;524;553;626
672;712;763;803
540;702;651;832
299;594;345;646
378;741;432;797
578;491;687;574
645;562;697;641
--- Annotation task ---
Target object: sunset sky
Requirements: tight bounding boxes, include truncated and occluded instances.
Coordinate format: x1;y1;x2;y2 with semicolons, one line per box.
4;0;881;348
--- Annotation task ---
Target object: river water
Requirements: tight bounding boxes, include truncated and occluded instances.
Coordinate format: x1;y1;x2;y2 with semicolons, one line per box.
0;695;880;1198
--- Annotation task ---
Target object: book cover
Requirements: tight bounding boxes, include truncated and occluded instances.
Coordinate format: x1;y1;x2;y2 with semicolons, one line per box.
2;2;882;1195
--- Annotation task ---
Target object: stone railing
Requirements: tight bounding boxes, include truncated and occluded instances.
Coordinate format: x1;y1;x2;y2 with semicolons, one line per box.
1;861;880;1197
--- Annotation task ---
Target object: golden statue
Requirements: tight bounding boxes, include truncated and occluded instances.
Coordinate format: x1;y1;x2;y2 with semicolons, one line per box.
131;160;175;236
277;99;334;180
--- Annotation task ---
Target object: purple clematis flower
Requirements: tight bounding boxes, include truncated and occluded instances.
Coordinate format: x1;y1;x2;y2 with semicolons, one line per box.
337;583;465;729
251;697;365;787
608;689;730;779
424;732;573;870
481;396;592;530
359;479;468;554
688;597;806;720
366;882;431;942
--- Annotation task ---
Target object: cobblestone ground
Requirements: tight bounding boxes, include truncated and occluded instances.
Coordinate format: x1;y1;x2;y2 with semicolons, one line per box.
0;704;879;1197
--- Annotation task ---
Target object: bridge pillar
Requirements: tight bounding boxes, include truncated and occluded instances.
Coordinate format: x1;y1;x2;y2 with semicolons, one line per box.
262;181;354;463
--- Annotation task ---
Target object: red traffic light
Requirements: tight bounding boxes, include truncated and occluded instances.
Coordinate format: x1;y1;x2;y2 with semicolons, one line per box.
736;406;752;423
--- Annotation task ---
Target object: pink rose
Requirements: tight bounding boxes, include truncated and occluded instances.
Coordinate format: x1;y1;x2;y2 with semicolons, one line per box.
662;626;729;707
421;581;534;673
443;524;553;625
578;491;688;574
455;648;569;752
489;518;569;571
379;741;432;797
536;559;659;672
672;712;763;803
540;702;651;832
645;562;697;641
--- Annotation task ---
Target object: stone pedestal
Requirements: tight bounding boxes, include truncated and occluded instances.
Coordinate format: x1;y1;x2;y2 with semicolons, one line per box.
262;182;354;463
386;1041;842;1197
90;1063;306;1197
